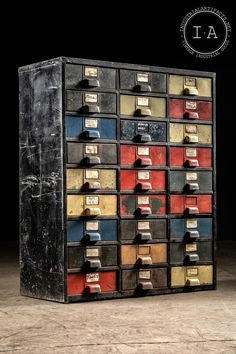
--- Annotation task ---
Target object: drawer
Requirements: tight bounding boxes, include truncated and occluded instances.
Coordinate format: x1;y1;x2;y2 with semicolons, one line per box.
120;145;166;167
121;244;167;266
169;75;212;97
120;219;167;242
67;143;117;165
65;64;116;90
170;147;212;167
66;116;117;140
120;95;166;118
170;218;212;241
169;99;212;120
122;268;167;291
120;70;166;93
170;123;212;144
170;171;212;193
66;91;117;114
67;168;116;191
170;195;212;214
68;271;117;295
67;195;117;217
121;120;166;142
171;265;213;287
68;245;118;269
120;195;166;216
67;219;118;242
120;170;165;191
170;241;212;264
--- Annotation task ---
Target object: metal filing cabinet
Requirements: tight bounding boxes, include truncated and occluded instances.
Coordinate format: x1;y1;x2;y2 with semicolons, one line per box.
19;58;216;302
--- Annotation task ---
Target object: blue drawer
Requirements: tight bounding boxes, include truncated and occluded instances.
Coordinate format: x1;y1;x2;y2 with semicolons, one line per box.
67;219;118;242
66;116;117;140
170;218;212;241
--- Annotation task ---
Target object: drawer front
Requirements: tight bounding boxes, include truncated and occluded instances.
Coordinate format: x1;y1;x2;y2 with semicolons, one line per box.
120;95;166;118
169;75;212;97
68;271;117;295
67;169;117;191
171;265;213;287
66;64;116;90
120;195;166;216
169;99;212;120
121;244;167;265
120;219;167;241
170;195;212;214
67;195;117;217
120;70;166;93
66;91;117;114
121;120;166;142
170;123;212;144
66;116;117;140
120;145;166;167
120;170;166;191
170;147;212;167
122;268;167;290
67;143;117;165
169;241;212;264
67;220;118;242
68;245;118;269
169;171;212;193
170;218;212;240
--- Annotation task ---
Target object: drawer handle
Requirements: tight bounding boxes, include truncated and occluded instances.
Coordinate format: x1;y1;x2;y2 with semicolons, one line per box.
136;133;152;142
138;281;153;290
185;183;199;192
84;156;101;165
84;207;101;216
86;259;101;268
85;232;101;242
184;159;199;167
185;230;200;241
136;207;151;216
184;111;199;119
81;105;100;114
184;135;199;143
84;181;101;190
84;130;100;139
134;83;151;92
185;206;199;215
138;256;152;265
185;253;199;263
82;78;100;88
136;157;152;166
186;277;200;286
137;232;152;241
136;182;152;191
184;87;199;95
85;284;101;293
135;107;152;116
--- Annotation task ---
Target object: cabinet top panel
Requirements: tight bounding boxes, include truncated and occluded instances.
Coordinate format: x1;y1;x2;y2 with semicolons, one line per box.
18;57;216;78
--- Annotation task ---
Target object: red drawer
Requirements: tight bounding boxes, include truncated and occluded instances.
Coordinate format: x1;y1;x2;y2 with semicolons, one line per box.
170;147;212;167
68;271;117;295
170;195;212;214
120;170;166;191
120;195;166;216
120;145;166;167
169;99;212;120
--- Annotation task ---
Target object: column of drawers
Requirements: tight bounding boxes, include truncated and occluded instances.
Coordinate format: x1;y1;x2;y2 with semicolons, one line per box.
65;65;119;297
169;74;214;288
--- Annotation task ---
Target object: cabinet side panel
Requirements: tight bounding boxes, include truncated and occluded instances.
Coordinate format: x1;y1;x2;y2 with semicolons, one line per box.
19;61;65;302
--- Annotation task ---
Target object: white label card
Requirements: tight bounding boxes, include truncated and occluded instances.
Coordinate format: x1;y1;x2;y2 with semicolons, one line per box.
86;196;99;205
186;148;197;157
186;219;198;228
85;67;98;77
138;221;150;230
85;118;98;128
138;171;150;180
86;221;99;231
137;97;149;107
137;147;149;156
138;196;149;205
85;145;98;154
139;270;151;279
85;93;98;103
185;77;197;87
186;172;198;181
187;268;198;276
186;101;197;110
186;243;197;252
86;273;99;282
85;170;99;179
185;125;197;134
137;73;149;83
86;248;99;257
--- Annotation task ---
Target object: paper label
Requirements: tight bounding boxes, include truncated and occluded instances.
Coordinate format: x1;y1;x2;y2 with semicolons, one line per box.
186;148;197;157
84;93;98;103
185;125;197;134
138;171;150;180
186;172;198;181
137;146;149;156
86;196;99;205
86;273;99;282
85;145;98;155
138;221;150;230
85;118;98;128
186;243;197;252
138;196;149;205
85;67;98;77
185;77;197;87
137;122;149;132
139;270;151;279
186;101;197;110
137;73;149;83
186;219;198;228
85;170;99;179
187;268;198;276
138;246;150;255
137;97;149;107
86;248;99;257
86;221;99;231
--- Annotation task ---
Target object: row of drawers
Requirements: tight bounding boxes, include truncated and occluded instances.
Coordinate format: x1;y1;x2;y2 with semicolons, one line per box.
67;118;213;143
66;93;213;117
67;218;212;242
66;64;212;97
68;265;214;296
67;169;212;192
67;194;212;217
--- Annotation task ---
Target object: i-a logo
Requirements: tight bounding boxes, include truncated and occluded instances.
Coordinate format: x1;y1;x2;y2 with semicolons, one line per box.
180;7;231;58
